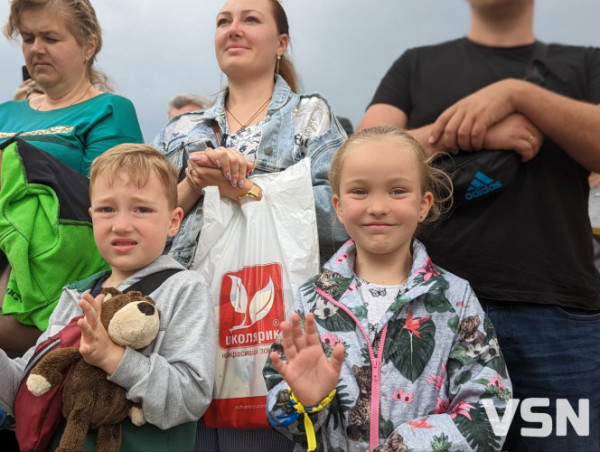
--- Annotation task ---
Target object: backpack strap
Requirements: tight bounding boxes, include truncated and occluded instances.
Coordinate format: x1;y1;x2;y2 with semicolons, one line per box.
124;268;182;295
524;41;576;85
523;41;549;85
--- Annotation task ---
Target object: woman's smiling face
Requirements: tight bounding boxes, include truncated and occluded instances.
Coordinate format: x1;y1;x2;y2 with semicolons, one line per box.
214;0;288;81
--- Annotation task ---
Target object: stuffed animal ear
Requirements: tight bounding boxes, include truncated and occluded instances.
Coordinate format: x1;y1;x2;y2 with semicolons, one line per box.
101;287;122;301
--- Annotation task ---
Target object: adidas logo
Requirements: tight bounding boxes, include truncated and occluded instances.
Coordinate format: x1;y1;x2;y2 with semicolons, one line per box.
465;171;502;200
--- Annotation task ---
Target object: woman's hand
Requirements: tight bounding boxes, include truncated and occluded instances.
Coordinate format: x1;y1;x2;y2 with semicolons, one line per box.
78;292;125;375
189;147;254;189
269;312;345;407
186;161;255;201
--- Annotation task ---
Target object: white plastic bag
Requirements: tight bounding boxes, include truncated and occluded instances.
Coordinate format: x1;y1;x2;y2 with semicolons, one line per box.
193;158;319;428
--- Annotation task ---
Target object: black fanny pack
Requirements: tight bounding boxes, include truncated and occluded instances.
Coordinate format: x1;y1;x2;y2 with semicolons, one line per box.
434;150;521;208
434;41;572;210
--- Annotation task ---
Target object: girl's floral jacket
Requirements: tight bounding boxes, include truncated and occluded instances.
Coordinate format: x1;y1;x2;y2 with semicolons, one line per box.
264;239;512;452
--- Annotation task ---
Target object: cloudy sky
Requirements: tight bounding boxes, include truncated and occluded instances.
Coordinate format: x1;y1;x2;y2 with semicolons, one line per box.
0;0;598;142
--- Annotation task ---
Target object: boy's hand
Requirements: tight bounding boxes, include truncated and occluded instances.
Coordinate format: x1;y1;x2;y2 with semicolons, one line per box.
78;292;125;375
269;313;345;407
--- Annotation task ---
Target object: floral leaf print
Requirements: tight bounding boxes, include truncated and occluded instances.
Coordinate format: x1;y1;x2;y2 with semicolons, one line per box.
483;315;496;337
300;275;320;305
392;388;415;404
453;401;475;420
447;314;459;332
313;298;356;332
313;297;339;318
389;292;411;313
385;314;436;382
349;304;367;320
434;396;449;415
476;374;512;401
454;405;503;452
263;358;283;387
379;415;395;439
415;258;440;282
408;416;434;431
431;433;453;452
424;363;446;391
360;346;371;365
422;290;454;313
482;346;508;378
321;332;349;359
328;384;354;431
453;369;472;386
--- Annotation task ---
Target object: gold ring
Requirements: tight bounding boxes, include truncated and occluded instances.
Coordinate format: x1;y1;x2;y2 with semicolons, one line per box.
528;135;535;142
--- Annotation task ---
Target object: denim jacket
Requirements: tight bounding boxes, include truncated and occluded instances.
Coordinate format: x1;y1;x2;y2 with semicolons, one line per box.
154;76;348;267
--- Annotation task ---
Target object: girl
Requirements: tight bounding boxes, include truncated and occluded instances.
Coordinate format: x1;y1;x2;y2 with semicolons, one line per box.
265;126;512;451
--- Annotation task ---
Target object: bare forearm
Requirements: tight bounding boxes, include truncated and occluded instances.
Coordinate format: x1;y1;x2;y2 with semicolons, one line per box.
511;80;600;171
0;314;42;353
178;180;202;215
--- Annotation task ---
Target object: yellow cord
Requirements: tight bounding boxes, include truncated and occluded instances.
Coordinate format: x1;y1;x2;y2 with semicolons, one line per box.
289;388;337;452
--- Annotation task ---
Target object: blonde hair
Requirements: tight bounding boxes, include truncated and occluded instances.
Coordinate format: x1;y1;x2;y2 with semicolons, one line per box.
328;125;453;224
4;0;111;91
89;144;179;209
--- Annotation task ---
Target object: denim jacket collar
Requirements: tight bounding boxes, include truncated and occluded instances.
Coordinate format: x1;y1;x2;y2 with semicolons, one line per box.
204;75;292;132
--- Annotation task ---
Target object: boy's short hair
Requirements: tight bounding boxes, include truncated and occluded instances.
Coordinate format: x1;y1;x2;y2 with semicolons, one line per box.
90;144;178;208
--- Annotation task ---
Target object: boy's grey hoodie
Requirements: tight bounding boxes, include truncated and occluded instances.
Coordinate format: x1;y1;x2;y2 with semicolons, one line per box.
0;254;215;430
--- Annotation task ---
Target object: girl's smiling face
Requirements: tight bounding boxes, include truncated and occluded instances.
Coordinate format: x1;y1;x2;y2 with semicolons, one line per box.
333;139;433;264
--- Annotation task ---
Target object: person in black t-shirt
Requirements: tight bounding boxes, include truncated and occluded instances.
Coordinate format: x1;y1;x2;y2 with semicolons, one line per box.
358;1;600;451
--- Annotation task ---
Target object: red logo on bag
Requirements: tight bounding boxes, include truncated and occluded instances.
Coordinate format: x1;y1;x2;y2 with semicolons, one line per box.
219;263;285;349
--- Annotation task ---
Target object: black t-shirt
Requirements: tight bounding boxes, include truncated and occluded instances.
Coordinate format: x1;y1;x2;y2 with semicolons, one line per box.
370;38;600;309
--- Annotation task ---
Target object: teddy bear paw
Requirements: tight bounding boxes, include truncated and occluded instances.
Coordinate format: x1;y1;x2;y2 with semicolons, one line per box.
26;374;52;396
129;406;146;426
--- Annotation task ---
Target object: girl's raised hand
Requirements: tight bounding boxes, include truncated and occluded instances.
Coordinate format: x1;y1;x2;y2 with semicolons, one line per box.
270;312;345;407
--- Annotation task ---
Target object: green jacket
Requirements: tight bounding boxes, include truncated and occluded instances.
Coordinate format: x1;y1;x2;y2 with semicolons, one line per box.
0;137;108;330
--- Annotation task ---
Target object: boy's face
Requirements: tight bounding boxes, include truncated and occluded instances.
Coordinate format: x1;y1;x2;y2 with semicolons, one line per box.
89;171;183;283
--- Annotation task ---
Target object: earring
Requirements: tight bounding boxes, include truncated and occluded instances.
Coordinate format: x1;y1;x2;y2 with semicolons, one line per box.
275;55;281;75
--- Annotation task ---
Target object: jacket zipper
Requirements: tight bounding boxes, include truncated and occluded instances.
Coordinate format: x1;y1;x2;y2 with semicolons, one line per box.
316;288;387;451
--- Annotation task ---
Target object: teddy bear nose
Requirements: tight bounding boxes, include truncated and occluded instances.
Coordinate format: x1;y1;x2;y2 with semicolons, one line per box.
137;303;156;316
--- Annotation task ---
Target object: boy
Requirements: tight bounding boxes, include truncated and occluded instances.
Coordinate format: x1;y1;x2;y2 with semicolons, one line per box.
0;144;215;451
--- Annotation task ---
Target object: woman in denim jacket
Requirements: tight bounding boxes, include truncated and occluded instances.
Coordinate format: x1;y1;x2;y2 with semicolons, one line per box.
154;0;348;270
154;0;348;450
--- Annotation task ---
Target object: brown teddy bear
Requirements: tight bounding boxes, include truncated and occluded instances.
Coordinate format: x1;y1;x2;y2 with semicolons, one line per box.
26;288;161;452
